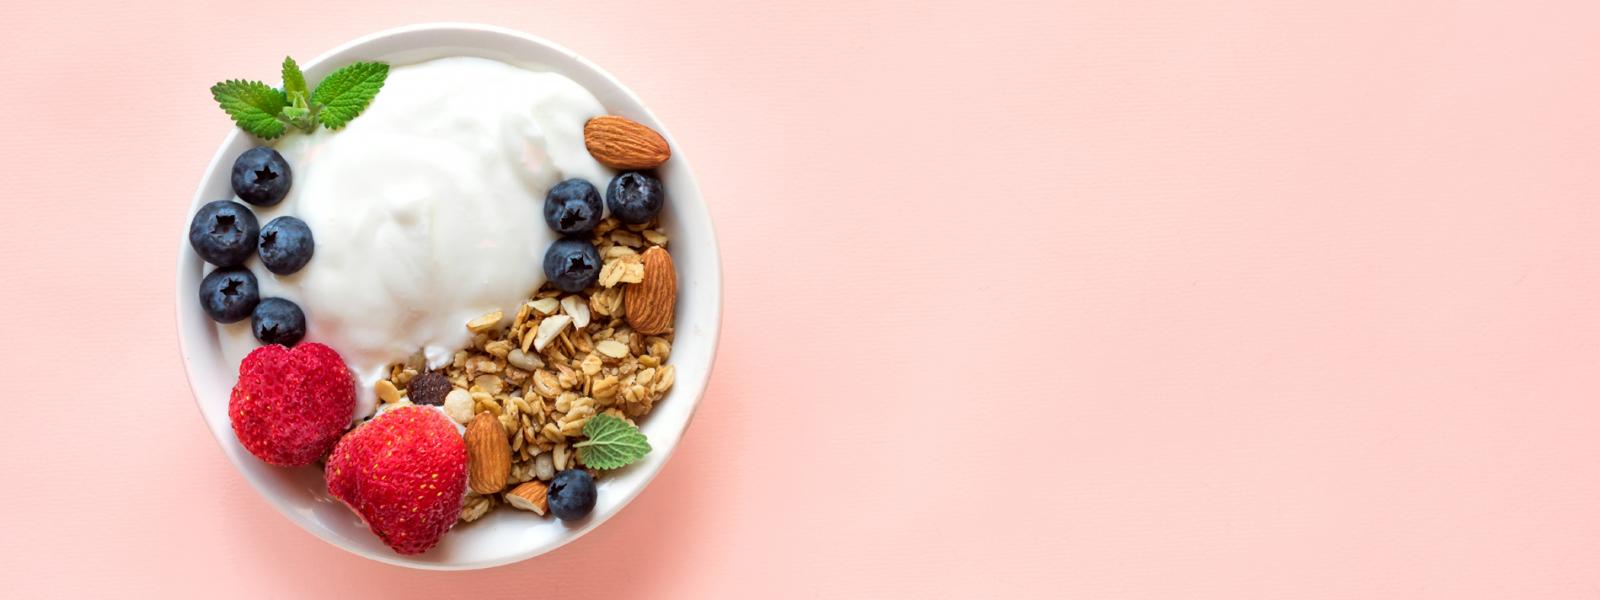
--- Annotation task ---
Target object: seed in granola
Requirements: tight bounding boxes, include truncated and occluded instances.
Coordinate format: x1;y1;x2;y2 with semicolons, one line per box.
406;371;452;406
505;347;544;371
534;452;555;481
443;388;475;424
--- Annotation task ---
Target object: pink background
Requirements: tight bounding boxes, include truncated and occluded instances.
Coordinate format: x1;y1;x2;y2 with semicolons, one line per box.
3;0;1599;597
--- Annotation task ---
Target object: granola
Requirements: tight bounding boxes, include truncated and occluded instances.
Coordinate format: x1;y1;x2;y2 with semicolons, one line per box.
376;216;675;522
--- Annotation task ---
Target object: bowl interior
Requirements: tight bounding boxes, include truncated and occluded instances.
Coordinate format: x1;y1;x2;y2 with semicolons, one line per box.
176;23;719;570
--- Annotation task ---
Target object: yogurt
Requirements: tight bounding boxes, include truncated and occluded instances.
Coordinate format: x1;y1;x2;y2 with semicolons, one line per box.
215;57;614;420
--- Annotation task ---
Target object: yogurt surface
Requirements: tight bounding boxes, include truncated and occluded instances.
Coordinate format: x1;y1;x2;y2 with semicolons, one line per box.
216;57;614;419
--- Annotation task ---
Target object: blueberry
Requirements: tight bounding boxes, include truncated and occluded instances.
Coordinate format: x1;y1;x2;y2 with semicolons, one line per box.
547;469;597;521
543;179;604;235
605;172;664;224
258;216;315;275
231;146;292;206
199;267;260;324
251;297;306;346
543;238;601;293
188;200;259;267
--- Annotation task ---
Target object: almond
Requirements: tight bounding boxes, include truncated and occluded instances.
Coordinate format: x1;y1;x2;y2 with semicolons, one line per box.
466;412;511;494
504;481;548;515
625;246;677;335
584;115;671;169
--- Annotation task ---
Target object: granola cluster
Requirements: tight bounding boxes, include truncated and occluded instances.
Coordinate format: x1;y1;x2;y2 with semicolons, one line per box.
373;216;676;522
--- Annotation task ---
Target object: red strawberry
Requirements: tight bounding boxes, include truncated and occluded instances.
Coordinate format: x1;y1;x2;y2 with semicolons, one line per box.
229;343;355;466
326;406;468;555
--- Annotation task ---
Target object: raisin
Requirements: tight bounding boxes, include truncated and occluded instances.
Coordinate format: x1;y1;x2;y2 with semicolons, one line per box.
407;371;452;406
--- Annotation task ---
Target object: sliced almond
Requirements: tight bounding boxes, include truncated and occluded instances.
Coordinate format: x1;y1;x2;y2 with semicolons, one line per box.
560;295;591;328
504;481;548;515
529;297;560;316
533;314;573;352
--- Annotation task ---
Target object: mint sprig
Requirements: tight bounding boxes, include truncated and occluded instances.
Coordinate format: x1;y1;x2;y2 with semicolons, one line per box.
210;56;388;139
574;414;651;470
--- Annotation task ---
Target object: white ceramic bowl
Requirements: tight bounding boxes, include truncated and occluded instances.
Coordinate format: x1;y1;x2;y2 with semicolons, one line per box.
175;23;721;570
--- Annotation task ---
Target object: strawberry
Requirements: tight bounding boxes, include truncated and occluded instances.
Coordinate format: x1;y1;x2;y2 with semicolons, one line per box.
325;406;468;555
229;343;355;466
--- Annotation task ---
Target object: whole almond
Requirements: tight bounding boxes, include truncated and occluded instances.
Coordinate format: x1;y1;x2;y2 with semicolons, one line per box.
505;481;549;515
625;246;677;335
584;115;671;169
466;412;511;494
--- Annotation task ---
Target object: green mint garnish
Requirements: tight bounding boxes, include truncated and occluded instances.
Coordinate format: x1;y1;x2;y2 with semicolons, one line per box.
574;414;651;470
311;61;389;129
210;80;289;139
209;56;388;139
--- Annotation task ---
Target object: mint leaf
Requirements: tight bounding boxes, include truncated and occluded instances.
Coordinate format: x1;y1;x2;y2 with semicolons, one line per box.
281;56;308;103
312;61;388;129
574;414;651;470
210;80;288;139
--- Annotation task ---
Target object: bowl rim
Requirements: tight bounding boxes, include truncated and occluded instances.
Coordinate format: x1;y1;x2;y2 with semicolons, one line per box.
174;21;722;570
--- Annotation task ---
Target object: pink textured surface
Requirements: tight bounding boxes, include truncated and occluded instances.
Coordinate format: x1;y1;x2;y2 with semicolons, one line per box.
3;1;1599;597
